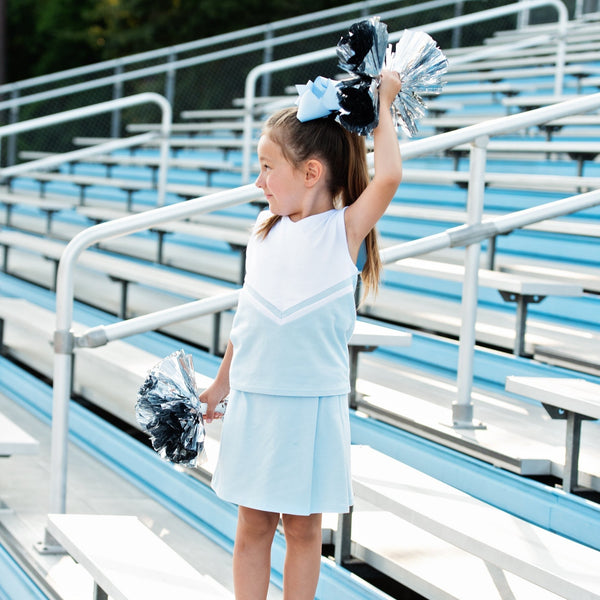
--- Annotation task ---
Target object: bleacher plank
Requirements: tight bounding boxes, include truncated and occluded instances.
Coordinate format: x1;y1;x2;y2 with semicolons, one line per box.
448;50;600;73
10;170;225;205
400;166;600;193
47;514;234;600
498;261;600;294
449;140;600;175
0;229;236;352
180;108;256;119
506;376;600;419
19;150;244;185
0;229;231;297
353;356;599;482
0;191;77;234
388;257;583;297
0;412;39;457
73;136;257;158
351;445;600;600
443;63;600;84
361;283;600;375
506;376;600;492
502;93;592;112
385;204;600;240
77;206;250;248
341;503;567;600
126;121;265;134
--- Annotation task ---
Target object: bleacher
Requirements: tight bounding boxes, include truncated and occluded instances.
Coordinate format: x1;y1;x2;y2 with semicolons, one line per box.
1;2;600;599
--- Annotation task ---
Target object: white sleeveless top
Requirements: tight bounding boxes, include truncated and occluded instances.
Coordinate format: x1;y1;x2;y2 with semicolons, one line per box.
229;208;359;396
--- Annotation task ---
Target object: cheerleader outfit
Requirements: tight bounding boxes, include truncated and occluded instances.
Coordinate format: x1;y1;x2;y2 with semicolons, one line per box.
211;207;357;515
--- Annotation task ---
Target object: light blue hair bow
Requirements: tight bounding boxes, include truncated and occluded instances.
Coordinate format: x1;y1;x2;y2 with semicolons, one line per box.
296;76;341;122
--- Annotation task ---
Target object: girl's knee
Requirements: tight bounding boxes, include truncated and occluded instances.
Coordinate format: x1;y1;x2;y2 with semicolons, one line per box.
282;513;322;544
237;506;279;539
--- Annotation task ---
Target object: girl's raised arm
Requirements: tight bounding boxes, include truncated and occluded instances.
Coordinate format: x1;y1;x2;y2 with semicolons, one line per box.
345;70;403;254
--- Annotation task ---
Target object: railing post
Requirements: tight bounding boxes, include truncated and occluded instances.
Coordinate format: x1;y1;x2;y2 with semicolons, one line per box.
452;135;488;429
110;64;124;139
7;90;18;167
165;52;177;107
35;327;75;554
156;96;171;207
553;5;567;96
261;27;274;98
452;0;465;48
517;0;530;29
242;67;261;184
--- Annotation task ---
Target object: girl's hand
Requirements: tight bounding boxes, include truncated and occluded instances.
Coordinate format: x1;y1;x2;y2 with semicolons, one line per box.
199;383;228;423
378;69;402;110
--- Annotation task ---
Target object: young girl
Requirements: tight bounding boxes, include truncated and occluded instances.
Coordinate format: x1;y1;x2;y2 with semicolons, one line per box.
200;69;402;600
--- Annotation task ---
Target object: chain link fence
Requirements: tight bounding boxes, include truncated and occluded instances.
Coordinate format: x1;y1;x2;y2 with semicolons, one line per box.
0;0;594;168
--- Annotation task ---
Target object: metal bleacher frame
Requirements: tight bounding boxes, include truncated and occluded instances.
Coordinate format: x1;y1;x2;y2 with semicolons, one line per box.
10;85;592;544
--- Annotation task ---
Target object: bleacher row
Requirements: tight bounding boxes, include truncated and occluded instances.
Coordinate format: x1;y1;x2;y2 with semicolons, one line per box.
1;9;600;600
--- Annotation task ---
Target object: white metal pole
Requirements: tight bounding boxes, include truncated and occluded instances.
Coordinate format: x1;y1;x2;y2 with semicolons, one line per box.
242;68;261;184
453;135;488;429
553;6;567;96
156;97;172;207
518;0;530;29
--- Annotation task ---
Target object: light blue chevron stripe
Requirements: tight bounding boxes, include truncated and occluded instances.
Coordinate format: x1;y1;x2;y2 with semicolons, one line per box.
244;277;355;320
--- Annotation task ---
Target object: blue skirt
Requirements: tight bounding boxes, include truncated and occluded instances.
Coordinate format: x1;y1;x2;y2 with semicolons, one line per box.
211;390;353;515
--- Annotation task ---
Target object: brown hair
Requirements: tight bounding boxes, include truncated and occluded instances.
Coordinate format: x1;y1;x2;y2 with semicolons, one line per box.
256;106;381;298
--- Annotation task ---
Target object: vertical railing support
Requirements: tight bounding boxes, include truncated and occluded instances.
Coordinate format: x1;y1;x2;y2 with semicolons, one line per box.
517;0;530;29
452;0;465;48
452;135;488;429
165;52;177;107
7;90;18;167
111;64;124;139
261;27;274;98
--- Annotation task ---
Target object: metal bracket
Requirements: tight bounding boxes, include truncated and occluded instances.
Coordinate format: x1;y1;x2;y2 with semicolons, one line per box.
542;403;595;421
34;530;66;556
499;291;546;305
53;329;75;354
451;402;486;430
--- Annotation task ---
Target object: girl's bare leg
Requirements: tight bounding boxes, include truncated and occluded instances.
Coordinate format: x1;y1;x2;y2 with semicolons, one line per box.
233;506;280;600
281;513;323;600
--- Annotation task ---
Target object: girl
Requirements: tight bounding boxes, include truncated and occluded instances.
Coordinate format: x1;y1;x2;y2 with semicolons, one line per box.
201;69;402;600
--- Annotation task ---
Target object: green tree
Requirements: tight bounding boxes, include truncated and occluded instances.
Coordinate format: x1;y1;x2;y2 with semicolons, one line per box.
6;0;97;81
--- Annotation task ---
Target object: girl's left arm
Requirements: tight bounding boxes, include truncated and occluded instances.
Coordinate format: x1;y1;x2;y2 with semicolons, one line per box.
345;70;403;253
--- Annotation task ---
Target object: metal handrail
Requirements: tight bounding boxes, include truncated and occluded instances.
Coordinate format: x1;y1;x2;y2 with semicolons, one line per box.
241;0;568;182
75;185;600;350
42;88;600;551
0;93;173;206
